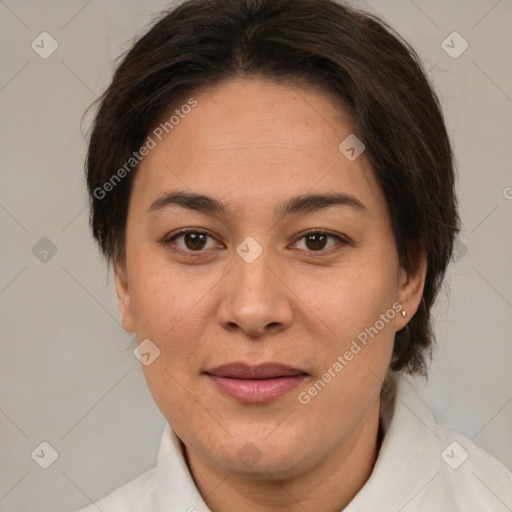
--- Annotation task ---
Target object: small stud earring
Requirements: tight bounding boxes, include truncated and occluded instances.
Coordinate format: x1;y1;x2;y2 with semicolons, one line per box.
401;310;407;317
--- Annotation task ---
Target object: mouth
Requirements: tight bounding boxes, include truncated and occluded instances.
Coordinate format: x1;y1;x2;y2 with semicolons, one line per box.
203;362;309;403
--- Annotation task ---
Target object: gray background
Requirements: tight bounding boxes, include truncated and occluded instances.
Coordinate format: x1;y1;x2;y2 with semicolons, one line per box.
0;0;511;510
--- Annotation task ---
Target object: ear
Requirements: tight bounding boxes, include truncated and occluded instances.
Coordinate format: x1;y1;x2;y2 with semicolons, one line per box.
114;262;135;333
395;242;427;331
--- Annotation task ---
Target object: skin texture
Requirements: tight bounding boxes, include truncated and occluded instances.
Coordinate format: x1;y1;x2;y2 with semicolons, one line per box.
114;77;427;512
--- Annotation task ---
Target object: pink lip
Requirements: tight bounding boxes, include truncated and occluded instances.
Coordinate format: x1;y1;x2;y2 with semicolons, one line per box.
204;362;308;403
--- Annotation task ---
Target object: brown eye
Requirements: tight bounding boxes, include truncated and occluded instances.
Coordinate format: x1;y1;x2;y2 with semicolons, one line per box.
304;233;329;251
166;230;218;253
181;232;208;251
292;231;346;253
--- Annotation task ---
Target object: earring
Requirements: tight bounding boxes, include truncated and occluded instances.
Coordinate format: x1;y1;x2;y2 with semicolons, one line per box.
401;310;407;317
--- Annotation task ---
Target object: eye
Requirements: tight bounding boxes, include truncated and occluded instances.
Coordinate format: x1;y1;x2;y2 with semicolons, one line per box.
164;229;221;254
291;230;348;254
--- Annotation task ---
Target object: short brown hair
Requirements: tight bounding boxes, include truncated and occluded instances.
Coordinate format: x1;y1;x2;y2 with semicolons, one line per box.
85;0;460;376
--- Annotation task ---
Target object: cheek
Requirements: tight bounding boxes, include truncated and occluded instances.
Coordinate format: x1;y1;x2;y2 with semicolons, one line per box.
301;269;397;421
126;243;181;333
129;278;175;339
301;250;398;407
127;253;217;362
307;255;398;341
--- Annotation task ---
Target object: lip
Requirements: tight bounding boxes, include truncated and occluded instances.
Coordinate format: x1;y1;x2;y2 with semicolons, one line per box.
204;362;308;403
206;362;307;379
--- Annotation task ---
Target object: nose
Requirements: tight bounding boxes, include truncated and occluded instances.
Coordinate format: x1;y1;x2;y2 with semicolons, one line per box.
216;245;294;338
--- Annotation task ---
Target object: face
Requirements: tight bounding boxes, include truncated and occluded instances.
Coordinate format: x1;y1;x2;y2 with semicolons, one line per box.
115;77;426;479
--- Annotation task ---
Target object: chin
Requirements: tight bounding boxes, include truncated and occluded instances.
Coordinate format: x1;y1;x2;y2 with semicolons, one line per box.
207;428;308;477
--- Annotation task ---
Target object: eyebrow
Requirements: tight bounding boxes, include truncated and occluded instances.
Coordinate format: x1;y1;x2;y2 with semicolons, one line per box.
148;190;368;221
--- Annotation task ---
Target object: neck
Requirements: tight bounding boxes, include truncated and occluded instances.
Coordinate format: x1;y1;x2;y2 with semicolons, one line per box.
184;398;382;512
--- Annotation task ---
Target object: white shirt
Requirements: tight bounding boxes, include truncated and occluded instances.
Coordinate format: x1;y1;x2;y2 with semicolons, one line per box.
75;373;512;511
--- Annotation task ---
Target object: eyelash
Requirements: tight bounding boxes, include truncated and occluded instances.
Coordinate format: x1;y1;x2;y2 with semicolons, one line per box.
161;228;350;258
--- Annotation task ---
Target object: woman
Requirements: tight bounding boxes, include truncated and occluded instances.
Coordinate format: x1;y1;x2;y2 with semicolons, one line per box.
77;0;512;510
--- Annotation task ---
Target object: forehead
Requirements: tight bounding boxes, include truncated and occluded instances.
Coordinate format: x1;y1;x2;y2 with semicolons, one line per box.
132;78;385;218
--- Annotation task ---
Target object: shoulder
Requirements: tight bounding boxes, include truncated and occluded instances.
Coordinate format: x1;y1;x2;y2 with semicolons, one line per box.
72;466;158;512
392;374;512;511
346;372;512;511
424;419;512;510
